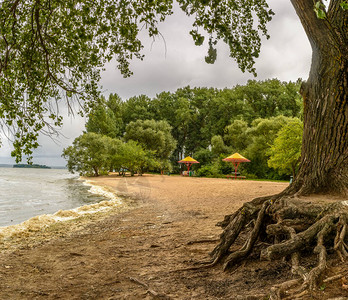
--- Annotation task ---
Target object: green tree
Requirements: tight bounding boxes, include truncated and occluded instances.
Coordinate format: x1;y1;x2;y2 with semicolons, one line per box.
97;84;302;171
172;94;193;158
62;133;114;176
210;0;348;283
121;95;155;125
243;116;290;179
233;79;302;119
124;119;176;161
211;135;229;157
62;133;157;177
86;96;122;138
224;120;251;151
208;88;251;133
193;148;213;167
107;138;123;173
117;140;157;176
103;93;125;136
157;159;173;175
268;118;303;177
1;0;345;194
150;91;177;124
1;0;273;161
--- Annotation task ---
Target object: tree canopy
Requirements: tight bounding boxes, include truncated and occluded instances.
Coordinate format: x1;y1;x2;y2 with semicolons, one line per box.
85;94;124;138
62;133;158;176
124;119;177;161
0;0;274;162
81;81;302;179
62;132;115;176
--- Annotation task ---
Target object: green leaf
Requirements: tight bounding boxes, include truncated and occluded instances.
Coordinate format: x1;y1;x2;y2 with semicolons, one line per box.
314;8;326;19
340;1;348;10
314;2;326;19
195;35;205;46
205;38;217;64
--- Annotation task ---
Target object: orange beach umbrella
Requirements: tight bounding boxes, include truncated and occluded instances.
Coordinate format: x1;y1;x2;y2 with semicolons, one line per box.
178;156;199;173
223;153;250;177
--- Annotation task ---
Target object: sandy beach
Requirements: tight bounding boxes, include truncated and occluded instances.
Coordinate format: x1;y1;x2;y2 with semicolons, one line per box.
0;174;345;299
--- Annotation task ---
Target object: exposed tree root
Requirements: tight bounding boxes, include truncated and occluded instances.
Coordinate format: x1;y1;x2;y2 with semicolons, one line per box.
223;201;270;270
210;195;272;263
323;274;345;283
270;278;302;300
205;195;348;298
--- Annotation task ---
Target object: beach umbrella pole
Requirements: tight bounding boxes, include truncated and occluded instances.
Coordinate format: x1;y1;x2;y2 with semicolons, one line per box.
233;162;240;177
186;162;192;173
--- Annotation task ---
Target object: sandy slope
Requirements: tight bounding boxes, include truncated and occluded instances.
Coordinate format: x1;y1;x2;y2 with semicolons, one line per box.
0;175;346;299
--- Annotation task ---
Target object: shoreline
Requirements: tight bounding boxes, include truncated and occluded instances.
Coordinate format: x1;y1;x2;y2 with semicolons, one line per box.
0;168;115;229
0;177;126;228
0;178;135;252
0;174;287;250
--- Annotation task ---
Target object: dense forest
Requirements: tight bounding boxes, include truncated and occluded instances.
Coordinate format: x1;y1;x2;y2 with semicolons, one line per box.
63;79;303;180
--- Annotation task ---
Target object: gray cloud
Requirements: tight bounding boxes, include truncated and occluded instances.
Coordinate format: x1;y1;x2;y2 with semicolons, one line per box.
101;0;311;99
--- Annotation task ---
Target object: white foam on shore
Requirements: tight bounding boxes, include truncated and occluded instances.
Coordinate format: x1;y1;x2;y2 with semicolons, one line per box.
0;181;124;241
83;180;121;202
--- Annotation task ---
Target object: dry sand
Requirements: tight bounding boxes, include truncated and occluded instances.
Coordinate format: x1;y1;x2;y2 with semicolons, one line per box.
0;174;346;299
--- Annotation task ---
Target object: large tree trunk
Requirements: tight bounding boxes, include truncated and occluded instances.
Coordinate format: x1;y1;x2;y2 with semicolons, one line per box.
185;2;348;298
287;0;348;197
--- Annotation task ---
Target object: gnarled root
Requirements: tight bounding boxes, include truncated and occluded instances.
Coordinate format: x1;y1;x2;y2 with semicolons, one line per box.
210;195;272;265
334;214;348;261
208;195;348;298
222;201;269;270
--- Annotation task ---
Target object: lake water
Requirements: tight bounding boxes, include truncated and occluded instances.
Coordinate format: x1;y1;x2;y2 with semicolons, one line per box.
0;168;110;227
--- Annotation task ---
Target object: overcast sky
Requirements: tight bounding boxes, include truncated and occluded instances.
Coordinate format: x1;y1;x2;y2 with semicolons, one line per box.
0;0;312;166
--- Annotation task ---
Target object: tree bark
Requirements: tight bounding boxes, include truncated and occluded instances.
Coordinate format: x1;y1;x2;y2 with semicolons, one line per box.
93;166;99;177
287;0;348;197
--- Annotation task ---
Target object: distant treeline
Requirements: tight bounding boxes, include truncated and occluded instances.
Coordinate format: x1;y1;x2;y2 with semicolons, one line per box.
13;164;51;169
63;79;303;179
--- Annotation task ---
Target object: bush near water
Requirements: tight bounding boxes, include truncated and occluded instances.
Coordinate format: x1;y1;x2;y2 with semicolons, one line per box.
63;79;303;180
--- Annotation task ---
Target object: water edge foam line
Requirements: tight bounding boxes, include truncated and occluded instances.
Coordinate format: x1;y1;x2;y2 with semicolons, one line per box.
0;181;124;240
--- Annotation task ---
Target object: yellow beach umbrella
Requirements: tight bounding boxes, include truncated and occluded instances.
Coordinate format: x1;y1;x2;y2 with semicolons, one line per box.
178;156;200;174
223;153;250;177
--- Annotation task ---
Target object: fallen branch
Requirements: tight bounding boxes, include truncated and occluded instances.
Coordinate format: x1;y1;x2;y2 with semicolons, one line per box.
186;238;219;245
128;276;171;299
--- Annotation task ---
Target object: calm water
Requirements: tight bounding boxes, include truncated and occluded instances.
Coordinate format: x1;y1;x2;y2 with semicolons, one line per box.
0;168;108;227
